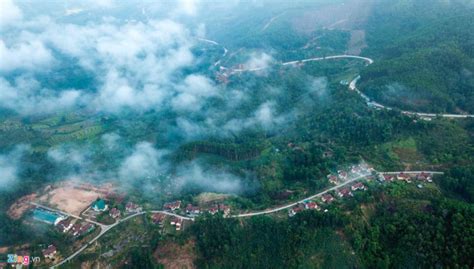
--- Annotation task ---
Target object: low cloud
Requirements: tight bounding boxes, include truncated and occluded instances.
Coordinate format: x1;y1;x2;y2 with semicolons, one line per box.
174;161;243;194
224;101;291;132
119;142;168;182
0;40;54;72
243;52;274;75
0;145;30;190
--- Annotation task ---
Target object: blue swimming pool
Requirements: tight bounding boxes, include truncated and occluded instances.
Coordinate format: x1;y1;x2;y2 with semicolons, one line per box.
32;209;61;225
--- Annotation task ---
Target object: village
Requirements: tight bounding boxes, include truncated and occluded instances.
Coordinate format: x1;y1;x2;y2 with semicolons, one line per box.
3;165;439;267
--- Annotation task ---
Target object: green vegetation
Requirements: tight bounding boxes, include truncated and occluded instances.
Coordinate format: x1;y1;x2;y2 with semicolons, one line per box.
359;0;474;113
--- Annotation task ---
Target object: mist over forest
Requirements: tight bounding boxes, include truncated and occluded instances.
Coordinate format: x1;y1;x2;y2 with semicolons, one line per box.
1;1;474;268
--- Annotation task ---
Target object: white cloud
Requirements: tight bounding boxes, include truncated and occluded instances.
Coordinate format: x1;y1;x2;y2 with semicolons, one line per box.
0;40;54;72
171;74;219;112
0;77;83;115
0;0;23;28
174;162;242;193
0;144;29;190
243;52;274;74
119;142;167;181
224;101;289;132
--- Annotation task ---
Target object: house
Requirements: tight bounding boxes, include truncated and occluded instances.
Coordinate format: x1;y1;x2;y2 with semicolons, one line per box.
163;200;181;211
71;223;94;237
305;201;320;211
288;204;305;217
42;245;57;259
327;174;338;185
338;170;348;179
56;218;73;233
337;188;353;198
109;208;121;219
351;182;366;191
208;205;219;215
125;202;142;213
397;173;412;183
170;217;182;231
383;174;394;182
417;172;433;183
321;194;334;203
152;213;166;225
219;204;231;217
92;199;108;212
185;204;201;215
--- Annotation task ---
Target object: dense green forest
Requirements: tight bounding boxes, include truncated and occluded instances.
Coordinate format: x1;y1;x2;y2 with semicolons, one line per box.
191;181;474;269
359;0;474;113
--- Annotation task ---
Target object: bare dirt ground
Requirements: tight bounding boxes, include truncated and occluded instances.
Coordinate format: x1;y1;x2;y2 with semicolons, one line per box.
347;30;367;55
0;247;8;253
194;192;232;205
7;193;37;219
154;240;196;269
36;180;115;216
292;0;374;34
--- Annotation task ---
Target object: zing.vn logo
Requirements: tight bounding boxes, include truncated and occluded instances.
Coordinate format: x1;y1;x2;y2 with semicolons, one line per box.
6;254;40;265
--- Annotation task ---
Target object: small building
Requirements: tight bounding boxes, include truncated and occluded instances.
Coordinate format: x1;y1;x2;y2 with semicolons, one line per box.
338;170;348;179
109;208;121;219
219;204;231;217
71;223;94;237
351;182;366;191
92;199;108;212
383;174;394;182
208;205;218;215
56;219;73;233
321;194;334;203
163;201;181;211
337;188;353;198
152;213;166;225
42;245;57;259
185;204;201;216
327;174;338;185
288;204;304;217
417;172;433;183
125;202;142;213
397;173;412;183
305;201;320;211
170;217;182;231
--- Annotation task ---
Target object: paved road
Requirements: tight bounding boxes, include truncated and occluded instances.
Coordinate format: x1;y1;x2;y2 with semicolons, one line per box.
348;68;474;119
226;53;474;119
381;171;444;175
233;172;371;218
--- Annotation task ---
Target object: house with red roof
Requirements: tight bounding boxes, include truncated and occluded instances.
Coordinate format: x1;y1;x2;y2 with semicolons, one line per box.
305;201;320;211
152;213;166;225
288;203;305;217
337;188;353;198
185;204;201;216
163;200;181;211
109;208;121;219
321;194;335;203
56;218;73;233
351;182;366;191
42;245;57;259
125;202;142;213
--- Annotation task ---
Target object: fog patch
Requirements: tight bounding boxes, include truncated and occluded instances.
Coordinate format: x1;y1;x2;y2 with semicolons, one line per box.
0;145;30;190
118;142;168;182
174;162;243;194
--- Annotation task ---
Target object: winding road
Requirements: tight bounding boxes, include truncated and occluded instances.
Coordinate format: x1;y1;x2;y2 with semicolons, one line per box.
200;39;472;119
51;40;465;267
